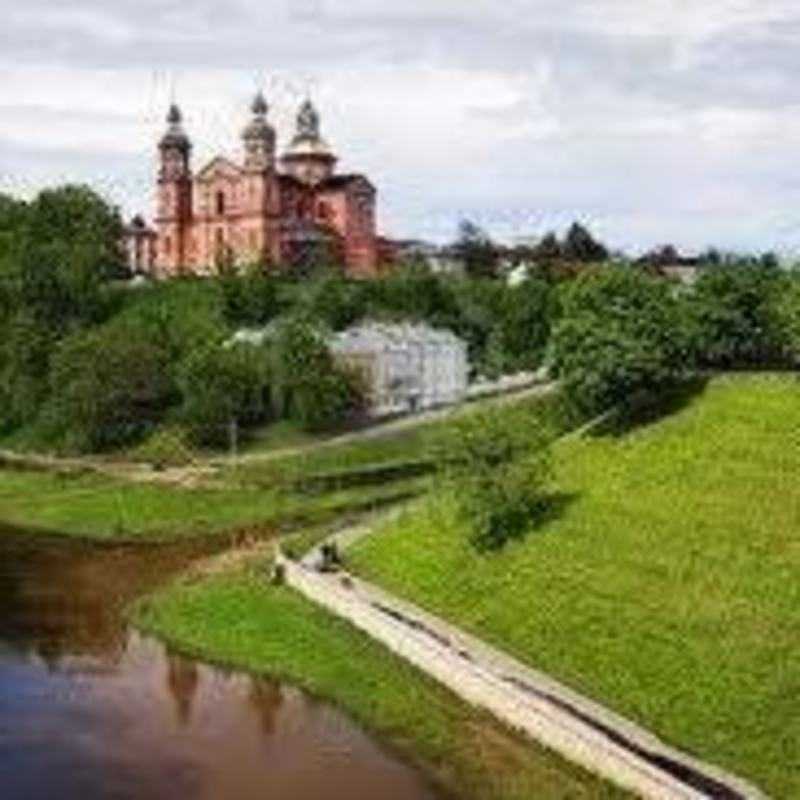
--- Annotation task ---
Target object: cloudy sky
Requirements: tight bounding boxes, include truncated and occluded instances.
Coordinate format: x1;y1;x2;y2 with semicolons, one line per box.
2;0;800;254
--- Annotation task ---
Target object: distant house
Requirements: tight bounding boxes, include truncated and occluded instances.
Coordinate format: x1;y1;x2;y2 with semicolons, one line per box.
329;322;469;417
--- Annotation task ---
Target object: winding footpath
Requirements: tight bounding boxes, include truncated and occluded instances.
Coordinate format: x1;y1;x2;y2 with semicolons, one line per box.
277;515;766;800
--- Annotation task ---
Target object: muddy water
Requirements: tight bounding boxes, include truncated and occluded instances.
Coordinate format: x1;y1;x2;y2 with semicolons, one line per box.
0;529;444;799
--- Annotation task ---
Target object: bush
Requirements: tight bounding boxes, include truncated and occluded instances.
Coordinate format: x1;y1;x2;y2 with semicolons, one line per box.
431;404;553;551
219;265;282;327
46;322;174;452
550;267;686;416
268;316;365;431
684;265;787;367
177;342;270;447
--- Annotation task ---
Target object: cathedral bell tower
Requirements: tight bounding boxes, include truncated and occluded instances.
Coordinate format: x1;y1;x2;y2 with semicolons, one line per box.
242;91;276;172
241;91;280;265
156;104;193;274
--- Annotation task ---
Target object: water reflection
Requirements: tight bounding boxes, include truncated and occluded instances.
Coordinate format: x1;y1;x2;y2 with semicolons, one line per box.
0;528;444;800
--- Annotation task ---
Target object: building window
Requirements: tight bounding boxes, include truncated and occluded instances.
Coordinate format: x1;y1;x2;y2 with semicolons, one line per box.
164;236;172;256
249;230;257;249
216;191;225;216
215;229;225;250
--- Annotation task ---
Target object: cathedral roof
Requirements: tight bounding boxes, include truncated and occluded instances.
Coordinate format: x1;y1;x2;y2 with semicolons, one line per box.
242;91;275;142
282;99;336;162
159;103;191;150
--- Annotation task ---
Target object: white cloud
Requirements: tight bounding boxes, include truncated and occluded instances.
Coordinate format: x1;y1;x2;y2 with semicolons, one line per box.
2;1;800;253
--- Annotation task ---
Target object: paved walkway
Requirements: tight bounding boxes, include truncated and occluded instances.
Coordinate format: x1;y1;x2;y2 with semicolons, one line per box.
282;524;766;800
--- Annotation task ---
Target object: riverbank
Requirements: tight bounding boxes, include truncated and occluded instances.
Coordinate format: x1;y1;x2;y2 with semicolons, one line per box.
132;558;627;800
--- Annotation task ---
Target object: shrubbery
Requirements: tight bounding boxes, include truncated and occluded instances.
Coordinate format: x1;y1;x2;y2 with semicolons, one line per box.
683;265;787;367
178;342;271;447
431;404;553;551
46;322;174;452
550;267;687;416
267;315;365;431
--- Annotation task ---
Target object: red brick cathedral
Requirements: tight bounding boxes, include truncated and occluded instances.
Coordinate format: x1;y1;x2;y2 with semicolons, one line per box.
126;93;385;277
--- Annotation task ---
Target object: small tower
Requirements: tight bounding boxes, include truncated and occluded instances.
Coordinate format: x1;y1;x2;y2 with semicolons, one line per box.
281;99;337;186
156;104;193;274
242;91;276;172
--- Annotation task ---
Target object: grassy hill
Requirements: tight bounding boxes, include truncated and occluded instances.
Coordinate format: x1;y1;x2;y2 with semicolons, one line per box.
347;374;800;797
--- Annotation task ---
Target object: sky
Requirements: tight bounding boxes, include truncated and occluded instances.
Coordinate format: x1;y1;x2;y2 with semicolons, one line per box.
2;0;800;255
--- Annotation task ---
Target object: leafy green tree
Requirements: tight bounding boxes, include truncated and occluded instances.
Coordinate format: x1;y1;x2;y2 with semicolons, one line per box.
46;322;174;452
562;222;609;263
483;278;554;375
684;265;786;367
178;342;270;446
773;273;800;363
0;313;56;432
267;315;365;431
453;219;498;279
550;267;686;415
533;231;562;263
431;403;553;551
219;264;282;327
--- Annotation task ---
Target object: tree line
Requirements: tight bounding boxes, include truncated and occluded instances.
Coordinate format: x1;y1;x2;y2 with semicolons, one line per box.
2;183;798;457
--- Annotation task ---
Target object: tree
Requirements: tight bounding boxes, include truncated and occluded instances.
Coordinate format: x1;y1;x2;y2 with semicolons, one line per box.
453;219;498;279
178;341;270;446
561;222;609;263
431;403;553;551
267;315;365;431
46;322;174;452
550;267;686;416
683;265;786;367
483;278;554;375
773;273;800;363
533;231;562;262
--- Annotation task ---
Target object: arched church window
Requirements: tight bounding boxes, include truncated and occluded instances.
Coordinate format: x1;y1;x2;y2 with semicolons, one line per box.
216;191;226;216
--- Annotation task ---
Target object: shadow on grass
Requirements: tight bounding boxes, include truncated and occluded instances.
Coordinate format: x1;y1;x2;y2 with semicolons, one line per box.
591;375;711;440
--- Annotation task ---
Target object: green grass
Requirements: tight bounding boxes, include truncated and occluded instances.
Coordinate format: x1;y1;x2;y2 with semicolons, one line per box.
231;390;564;485
0;468;423;541
347;374;800;797
133;565;626;800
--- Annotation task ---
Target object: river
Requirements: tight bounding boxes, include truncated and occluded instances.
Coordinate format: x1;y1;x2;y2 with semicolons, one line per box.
0;529;445;799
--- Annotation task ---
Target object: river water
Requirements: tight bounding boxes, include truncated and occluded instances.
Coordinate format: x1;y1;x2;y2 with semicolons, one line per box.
0;529;444;800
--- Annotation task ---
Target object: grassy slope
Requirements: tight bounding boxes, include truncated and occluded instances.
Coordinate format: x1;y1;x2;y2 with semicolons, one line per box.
0;469;422;541
133;566;626;800
348;374;800;797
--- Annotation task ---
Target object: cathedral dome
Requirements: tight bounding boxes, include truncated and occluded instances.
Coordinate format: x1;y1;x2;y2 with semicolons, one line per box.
159;104;191;151
282;99;335;162
242;91;275;143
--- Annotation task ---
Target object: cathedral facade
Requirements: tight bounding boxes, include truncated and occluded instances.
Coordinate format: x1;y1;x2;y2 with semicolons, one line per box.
126;93;385;277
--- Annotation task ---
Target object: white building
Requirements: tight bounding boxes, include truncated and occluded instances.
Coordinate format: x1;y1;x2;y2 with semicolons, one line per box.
329;322;469;417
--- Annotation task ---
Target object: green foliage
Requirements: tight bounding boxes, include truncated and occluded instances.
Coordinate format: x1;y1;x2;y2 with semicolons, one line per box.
267;316;365;431
46;322;174;452
550;267;685;415
431;404;553;550
219;264;282;327
483;278;554;375
0;313;57;432
562;222;609;263
773;273;800;362
684;264;787;367
177;342;270;446
452;219;498;278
